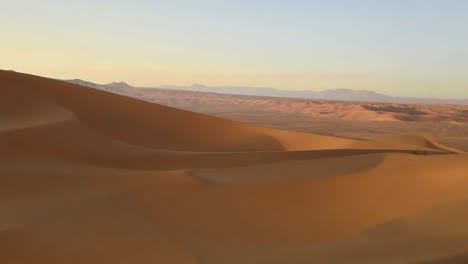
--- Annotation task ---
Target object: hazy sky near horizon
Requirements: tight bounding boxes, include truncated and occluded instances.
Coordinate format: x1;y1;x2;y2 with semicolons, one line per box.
2;0;468;98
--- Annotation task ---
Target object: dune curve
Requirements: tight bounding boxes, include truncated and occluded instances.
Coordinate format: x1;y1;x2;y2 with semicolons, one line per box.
1;70;468;264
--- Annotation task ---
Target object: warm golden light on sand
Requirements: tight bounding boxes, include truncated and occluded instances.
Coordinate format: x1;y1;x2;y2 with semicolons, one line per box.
1;70;468;264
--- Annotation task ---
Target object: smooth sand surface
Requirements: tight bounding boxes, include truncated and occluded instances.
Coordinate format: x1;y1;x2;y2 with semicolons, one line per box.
1;70;468;263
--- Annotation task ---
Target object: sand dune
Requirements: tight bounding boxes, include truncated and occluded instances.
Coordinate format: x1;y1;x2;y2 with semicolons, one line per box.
70;82;468;151
1;70;468;263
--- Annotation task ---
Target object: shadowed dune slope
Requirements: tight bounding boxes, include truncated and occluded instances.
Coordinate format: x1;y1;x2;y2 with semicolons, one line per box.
1;70;468;264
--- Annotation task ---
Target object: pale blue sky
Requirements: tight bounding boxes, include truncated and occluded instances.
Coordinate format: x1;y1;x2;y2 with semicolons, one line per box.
2;0;468;98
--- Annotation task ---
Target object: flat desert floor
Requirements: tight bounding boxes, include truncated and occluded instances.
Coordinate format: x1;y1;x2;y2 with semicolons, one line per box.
2;70;468;263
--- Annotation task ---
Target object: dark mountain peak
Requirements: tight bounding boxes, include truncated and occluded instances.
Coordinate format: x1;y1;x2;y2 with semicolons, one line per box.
107;81;132;87
66;79;100;89
68;78;90;83
322;88;353;93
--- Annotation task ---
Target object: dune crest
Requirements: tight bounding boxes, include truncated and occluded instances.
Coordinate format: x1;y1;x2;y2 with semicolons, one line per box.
1;70;468;264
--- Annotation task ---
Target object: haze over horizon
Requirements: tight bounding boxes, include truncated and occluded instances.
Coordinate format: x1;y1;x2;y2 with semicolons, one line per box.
2;0;468;98
3;1;468;261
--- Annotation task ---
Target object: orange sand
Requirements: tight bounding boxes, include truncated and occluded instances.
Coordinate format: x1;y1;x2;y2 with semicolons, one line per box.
1;70;468;263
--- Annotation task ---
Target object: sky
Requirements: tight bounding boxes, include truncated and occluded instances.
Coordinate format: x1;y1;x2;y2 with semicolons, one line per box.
2;0;468;98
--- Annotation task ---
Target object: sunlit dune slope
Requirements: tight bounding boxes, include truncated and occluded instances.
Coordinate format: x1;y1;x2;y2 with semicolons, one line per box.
1;70;287;152
0;70;457;162
1;70;468;264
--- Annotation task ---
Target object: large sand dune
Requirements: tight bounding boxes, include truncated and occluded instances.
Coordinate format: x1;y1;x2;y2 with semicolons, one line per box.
67;81;468;151
1;70;468;263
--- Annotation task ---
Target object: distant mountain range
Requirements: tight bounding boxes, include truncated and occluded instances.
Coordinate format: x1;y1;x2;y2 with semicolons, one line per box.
65;79;468;105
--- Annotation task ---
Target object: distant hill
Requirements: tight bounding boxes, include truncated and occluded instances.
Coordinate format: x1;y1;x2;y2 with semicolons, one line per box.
65;79;468;105
156;84;467;105
66;79;101;89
